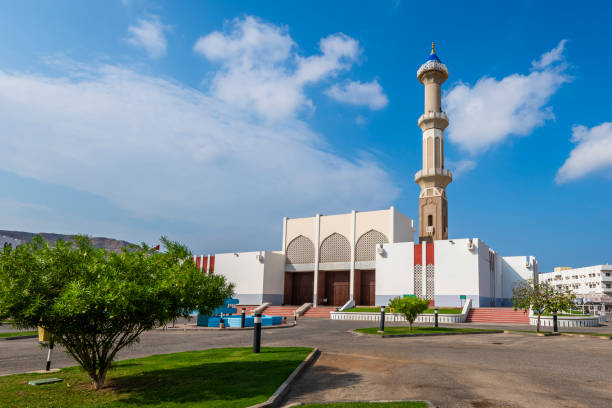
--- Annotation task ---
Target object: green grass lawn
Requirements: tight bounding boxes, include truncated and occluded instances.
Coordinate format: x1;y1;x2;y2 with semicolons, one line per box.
299;402;428;407
343;307;461;314
0;347;312;407
355;327;498;336
0;330;38;338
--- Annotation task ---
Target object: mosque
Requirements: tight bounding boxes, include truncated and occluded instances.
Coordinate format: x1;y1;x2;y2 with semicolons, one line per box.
199;44;537;308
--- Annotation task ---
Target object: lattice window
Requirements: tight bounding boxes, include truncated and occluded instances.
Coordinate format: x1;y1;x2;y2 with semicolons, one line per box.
425;264;435;300
355;230;388;261
414;264;422;298
286;235;315;264
319;233;350;263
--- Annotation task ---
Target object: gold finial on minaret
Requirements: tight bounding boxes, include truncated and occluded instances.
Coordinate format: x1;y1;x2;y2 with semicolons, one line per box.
431;41;435;54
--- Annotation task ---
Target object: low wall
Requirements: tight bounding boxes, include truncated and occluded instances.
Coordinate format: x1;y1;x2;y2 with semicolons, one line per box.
529;315;602;328
330;312;466;323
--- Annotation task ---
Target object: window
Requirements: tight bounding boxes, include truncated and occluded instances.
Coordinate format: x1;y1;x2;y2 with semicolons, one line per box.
285;235;315;264
319;233;351;263
355;230;389;261
428;215;433;227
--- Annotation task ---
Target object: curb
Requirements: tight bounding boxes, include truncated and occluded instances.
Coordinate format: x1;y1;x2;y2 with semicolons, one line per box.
0;335;38;341
247;348;320;408
157;323;296;331
504;330;612;339
284;399;436;407
377;330;503;338
561;333;611;340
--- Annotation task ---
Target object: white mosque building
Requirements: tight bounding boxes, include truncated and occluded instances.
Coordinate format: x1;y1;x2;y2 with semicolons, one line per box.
201;45;537;308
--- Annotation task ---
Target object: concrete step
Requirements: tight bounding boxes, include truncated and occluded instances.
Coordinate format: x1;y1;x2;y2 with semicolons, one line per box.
466;308;529;323
303;307;336;318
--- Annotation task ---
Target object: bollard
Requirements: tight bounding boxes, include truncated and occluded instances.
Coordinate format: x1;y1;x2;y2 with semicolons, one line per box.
379;306;386;332
241;308;246;328
293;310;297;326
46;336;54;371
434;307;439;328
253;312;262;353
553;310;558;333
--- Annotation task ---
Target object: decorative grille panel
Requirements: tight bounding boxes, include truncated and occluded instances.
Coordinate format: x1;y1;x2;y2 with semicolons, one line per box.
319;233;351;263
425;264;435;300
286;235;315;264
355;230;388;261
414;264;422;298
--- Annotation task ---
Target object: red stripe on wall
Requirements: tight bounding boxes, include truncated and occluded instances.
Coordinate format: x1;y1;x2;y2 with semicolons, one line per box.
195;256;201;270
209;256;215;273
202;256;208;272
414;244;422;265
426;243;434;265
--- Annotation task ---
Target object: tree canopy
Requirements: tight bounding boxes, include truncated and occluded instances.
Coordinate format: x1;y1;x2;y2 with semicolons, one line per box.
0;236;233;389
389;296;430;331
512;279;575;332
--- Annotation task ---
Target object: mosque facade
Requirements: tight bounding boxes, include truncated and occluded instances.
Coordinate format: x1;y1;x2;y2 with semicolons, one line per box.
204;45;538;308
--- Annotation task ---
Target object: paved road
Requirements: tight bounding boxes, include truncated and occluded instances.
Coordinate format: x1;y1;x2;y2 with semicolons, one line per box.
1;319;611;407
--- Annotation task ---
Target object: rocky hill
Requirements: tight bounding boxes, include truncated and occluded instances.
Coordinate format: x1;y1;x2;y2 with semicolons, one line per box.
0;230;135;252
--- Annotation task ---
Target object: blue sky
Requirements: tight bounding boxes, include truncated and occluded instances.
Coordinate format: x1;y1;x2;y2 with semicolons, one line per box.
0;1;611;271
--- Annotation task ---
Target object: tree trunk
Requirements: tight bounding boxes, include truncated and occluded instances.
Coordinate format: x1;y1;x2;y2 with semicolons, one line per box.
90;367;108;390
536;314;541;333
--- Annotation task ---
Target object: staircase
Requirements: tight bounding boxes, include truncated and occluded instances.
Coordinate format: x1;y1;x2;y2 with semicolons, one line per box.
466;308;529;324
259;306;299;317
303;306;337;319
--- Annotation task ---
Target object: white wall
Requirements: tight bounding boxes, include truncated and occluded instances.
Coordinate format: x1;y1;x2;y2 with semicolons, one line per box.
434;239;480;307
393;210;416;243
215;251;265;305
476;239;492;305
375;242;414;305
501;255;536;306
262;251;286;304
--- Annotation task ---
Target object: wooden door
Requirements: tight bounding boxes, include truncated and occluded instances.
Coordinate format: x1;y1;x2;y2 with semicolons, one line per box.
325;271;349;306
360;270;376;306
291;272;313;305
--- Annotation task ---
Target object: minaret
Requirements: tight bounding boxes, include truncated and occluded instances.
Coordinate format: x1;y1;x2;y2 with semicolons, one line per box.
415;42;452;243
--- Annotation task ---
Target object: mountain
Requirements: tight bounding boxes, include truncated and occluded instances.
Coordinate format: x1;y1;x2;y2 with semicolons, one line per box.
0;230;136;252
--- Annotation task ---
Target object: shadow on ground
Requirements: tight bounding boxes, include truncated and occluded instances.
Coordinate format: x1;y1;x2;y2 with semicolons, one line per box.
280;364;362;404
107;354;315;406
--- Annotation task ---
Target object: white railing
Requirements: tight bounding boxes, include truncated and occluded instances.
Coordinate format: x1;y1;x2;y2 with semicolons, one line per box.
529;315;602;327
331;311;466;323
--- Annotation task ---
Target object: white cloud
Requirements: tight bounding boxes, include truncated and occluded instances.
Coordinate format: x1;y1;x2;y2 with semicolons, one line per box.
355;115;367;125
326;80;388;110
0;64;399;251
556;123;612;183
445;159;476;179
444;40;570;154
532;39;568;70
127;15;168;59
193;16;362;120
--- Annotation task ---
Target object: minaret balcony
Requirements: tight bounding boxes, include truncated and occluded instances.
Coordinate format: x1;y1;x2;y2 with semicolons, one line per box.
414;168;453;186
418;111;448;130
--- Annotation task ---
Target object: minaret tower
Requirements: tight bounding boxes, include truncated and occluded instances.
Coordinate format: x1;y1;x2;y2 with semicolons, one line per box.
415;42;452;243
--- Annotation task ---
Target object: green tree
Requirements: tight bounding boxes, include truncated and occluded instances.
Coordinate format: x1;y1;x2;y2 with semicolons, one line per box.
0;236;233;390
512;279;549;332
389;296;430;331
543;285;576;316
